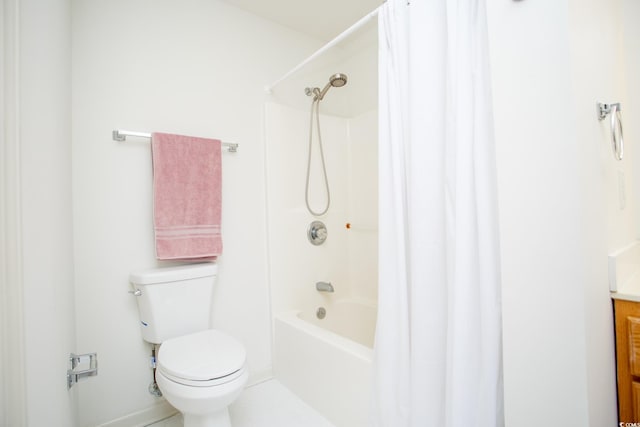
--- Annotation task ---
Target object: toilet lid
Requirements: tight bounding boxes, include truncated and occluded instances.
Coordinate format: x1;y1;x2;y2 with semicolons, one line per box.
158;330;246;381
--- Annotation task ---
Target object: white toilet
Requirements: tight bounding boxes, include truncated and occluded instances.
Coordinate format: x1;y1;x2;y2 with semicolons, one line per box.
130;263;248;427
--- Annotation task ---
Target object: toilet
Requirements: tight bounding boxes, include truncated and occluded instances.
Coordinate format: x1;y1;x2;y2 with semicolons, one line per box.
130;263;248;427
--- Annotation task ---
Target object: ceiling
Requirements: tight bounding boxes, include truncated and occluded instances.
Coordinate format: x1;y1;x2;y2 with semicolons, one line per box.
219;0;383;41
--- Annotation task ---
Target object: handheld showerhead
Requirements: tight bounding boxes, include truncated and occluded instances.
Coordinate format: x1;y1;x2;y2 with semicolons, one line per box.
307;73;348;101
329;73;348;88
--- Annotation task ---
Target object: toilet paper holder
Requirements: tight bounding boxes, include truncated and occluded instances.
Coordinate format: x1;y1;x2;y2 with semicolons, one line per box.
67;352;98;389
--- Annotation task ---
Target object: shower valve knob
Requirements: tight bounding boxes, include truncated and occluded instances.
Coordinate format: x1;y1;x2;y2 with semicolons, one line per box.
308;221;328;246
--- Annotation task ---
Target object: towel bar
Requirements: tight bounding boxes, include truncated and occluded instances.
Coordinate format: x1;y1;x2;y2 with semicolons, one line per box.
112;129;238;153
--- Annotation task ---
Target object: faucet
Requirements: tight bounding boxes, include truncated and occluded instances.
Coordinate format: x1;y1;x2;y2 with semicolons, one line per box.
316;281;334;293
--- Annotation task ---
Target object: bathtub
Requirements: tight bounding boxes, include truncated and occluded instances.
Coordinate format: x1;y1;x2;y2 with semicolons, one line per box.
274;299;377;427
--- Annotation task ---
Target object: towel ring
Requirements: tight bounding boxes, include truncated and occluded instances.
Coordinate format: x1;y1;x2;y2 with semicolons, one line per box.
597;102;624;161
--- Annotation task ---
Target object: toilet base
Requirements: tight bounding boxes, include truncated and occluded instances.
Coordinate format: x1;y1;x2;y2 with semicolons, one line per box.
183;408;231;427
156;365;248;427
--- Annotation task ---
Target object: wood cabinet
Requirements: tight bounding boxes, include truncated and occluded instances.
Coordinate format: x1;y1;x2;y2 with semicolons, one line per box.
614;299;640;422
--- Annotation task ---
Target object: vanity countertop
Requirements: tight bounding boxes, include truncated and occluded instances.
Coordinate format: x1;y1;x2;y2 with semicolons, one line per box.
611;275;640;302
610;241;640;302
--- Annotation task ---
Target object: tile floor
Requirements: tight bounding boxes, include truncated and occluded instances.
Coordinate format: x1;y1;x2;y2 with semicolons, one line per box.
147;379;335;427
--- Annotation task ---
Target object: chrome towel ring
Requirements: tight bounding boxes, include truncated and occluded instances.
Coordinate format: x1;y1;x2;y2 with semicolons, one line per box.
597;102;624;161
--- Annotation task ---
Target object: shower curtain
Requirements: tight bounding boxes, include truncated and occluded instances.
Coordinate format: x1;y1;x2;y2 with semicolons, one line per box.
373;0;504;426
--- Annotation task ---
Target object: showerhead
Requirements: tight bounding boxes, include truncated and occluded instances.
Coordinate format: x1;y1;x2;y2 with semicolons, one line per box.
329;73;348;88
309;73;348;100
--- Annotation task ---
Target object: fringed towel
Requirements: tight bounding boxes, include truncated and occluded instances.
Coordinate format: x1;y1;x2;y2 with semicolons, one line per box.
151;132;222;260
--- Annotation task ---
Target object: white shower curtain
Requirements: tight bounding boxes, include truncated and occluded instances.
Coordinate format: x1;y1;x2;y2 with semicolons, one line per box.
373;0;504;426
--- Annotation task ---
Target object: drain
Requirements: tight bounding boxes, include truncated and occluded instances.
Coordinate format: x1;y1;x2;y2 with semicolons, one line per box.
316;307;326;319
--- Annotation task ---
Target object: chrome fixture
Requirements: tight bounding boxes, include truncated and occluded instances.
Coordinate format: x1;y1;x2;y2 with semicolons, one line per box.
597;102;624;161
308;220;328;245
149;382;162;397
304;74;348;216
112;129;239;153
316;281;334;293
67;352;98;389
305;73;348;102
316;307;327;319
128;288;142;297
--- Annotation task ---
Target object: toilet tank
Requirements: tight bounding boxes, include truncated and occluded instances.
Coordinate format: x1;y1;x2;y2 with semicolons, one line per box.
129;263;217;344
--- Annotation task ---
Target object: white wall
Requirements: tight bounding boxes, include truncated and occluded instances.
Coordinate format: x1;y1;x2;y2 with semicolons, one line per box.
3;0;77;426
626;0;640;238
487;0;632;425
568;1;636;424
71;1;324;425
0;1;27;424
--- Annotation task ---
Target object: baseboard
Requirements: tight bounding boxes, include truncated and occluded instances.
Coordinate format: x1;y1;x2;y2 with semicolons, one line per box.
97;369;273;427
248;366;273;387
97;401;177;427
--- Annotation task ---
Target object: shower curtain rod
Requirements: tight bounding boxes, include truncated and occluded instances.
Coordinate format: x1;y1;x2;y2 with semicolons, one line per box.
112;130;239;152
264;4;382;93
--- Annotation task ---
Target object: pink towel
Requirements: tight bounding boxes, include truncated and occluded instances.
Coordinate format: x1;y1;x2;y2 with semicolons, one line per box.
151;132;222;260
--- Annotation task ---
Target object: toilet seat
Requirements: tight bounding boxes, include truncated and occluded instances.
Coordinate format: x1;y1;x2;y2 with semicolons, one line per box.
158;364;246;387
157;329;246;387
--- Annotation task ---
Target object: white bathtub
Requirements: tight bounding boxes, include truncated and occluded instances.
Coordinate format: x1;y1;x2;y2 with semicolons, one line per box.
274;299;377;427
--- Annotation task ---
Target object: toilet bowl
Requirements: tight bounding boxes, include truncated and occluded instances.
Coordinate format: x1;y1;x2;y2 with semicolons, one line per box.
155;329;248;427
129;264;248;427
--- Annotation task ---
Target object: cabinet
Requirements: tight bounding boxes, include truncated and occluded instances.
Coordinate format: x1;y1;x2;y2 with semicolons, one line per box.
614;299;640;421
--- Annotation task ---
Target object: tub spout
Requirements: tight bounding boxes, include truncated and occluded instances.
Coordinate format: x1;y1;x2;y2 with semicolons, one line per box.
316;281;334;293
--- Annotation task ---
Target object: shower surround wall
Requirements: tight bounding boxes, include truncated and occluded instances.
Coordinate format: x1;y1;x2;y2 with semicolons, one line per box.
265;103;378;318
265;28;379;317
263;33;377;426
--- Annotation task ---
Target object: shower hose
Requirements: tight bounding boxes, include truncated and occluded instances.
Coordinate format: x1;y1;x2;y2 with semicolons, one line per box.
305;97;331;216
